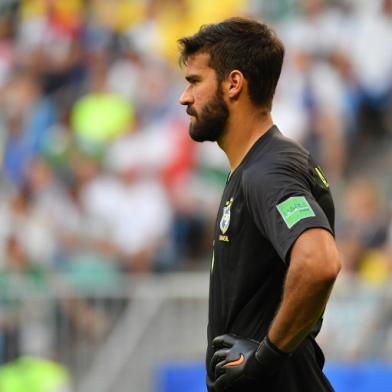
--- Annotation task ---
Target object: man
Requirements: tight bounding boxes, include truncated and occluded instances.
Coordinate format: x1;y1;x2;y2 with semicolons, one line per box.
178;17;341;392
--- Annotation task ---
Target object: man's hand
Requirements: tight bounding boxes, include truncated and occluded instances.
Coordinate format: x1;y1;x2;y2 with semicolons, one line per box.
210;334;289;391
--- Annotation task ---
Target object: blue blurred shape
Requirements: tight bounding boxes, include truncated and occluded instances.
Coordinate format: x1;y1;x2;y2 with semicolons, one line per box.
325;362;392;392
157;361;392;392
156;362;206;392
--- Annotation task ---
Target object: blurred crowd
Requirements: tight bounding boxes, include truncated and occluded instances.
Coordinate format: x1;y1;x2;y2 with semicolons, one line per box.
0;0;391;290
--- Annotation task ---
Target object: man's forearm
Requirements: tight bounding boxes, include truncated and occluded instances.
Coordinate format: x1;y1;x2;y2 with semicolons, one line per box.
266;228;341;353
267;270;336;352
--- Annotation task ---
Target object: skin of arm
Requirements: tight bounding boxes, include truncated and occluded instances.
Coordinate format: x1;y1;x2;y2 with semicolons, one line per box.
267;227;342;353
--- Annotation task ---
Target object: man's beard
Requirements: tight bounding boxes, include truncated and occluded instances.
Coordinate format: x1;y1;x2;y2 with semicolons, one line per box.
187;87;229;143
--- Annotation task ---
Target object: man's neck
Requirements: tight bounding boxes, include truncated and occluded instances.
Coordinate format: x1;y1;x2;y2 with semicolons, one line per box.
218;110;273;173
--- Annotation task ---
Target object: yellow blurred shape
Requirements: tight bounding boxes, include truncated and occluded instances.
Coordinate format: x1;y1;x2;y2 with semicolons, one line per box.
157;0;250;62
359;250;390;286
71;93;134;143
90;0;146;31
21;0;83;19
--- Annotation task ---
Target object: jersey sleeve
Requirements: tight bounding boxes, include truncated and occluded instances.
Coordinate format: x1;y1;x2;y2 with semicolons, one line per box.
242;162;333;263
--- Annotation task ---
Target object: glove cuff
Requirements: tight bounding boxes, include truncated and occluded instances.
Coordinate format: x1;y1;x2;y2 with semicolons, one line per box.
254;336;292;372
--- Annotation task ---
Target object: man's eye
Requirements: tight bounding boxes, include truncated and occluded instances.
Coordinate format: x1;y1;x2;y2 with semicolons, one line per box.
187;78;200;85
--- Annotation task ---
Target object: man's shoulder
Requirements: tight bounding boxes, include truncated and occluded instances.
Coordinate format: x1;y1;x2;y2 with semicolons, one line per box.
241;131;310;193
244;138;308;176
267;128;309;157
247;127;308;163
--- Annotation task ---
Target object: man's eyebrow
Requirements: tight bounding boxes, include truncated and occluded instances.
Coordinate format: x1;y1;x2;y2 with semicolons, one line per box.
185;74;201;82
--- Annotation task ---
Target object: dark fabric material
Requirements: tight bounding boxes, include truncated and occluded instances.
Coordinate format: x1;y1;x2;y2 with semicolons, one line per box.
207;125;335;391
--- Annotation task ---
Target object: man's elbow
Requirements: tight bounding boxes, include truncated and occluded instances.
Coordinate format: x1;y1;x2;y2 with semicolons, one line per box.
312;245;342;285
296;247;342;286
321;253;341;283
290;228;342;285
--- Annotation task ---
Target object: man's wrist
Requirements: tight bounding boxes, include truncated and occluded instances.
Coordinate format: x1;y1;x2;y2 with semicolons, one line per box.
254;336;292;371
264;336;292;356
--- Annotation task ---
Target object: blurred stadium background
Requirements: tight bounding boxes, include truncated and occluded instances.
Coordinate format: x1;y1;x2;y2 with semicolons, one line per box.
0;0;391;391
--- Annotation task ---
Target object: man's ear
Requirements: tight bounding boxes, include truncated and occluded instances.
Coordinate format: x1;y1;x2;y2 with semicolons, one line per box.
225;70;245;100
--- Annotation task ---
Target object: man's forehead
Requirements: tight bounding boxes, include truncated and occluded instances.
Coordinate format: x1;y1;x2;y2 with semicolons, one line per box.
185;52;211;73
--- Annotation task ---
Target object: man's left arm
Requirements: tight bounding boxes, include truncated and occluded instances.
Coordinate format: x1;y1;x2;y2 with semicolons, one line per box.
267;227;341;352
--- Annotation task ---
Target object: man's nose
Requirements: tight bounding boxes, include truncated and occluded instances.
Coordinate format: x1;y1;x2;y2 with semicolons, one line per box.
179;87;193;106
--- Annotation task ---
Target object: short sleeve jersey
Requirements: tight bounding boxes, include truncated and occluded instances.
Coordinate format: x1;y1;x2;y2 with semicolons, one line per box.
206;126;334;374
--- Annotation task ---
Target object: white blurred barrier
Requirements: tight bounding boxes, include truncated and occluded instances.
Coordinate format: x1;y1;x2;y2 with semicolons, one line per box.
78;273;209;392
1;272;392;392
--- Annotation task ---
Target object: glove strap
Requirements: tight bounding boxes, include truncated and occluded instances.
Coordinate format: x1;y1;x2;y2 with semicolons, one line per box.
255;336;292;371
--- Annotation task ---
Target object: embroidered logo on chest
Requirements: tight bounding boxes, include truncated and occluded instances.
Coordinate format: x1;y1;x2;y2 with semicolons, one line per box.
219;198;233;241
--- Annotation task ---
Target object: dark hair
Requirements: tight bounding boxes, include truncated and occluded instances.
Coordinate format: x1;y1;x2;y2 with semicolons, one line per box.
178;17;285;109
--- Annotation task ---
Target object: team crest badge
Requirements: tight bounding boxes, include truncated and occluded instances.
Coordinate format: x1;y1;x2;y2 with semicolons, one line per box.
220;198;233;234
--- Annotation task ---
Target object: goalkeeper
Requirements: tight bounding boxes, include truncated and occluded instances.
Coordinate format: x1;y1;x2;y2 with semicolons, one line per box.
178;17;341;391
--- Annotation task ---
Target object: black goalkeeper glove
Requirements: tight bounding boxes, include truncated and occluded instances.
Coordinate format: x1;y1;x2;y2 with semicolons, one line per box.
210;334;292;391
